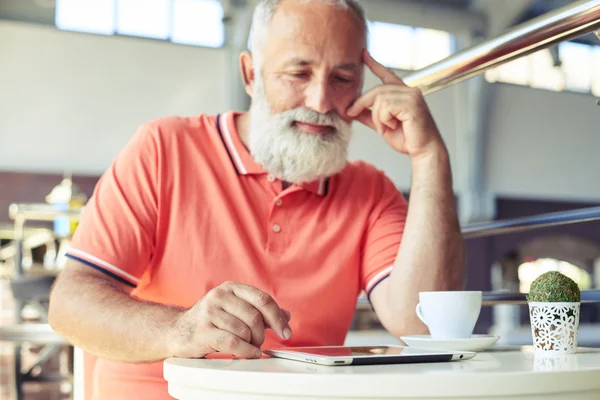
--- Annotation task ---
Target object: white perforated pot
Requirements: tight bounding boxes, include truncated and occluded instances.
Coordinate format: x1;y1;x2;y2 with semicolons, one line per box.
528;302;580;354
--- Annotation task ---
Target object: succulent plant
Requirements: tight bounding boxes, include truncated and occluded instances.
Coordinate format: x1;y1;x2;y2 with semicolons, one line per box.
527;271;580;303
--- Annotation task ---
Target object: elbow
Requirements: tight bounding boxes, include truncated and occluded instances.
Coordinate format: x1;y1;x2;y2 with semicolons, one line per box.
48;284;67;336
48;295;60;332
380;314;428;339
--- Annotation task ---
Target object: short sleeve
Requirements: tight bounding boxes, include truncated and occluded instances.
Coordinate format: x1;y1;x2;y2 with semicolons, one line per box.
66;124;159;287
360;173;407;296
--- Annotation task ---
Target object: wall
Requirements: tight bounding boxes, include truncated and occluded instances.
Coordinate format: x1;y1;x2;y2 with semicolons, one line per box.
0;20;228;175
486;84;600;202
1;20;600;202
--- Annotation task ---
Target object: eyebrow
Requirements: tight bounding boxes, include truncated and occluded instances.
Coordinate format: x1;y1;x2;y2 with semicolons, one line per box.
282;58;361;72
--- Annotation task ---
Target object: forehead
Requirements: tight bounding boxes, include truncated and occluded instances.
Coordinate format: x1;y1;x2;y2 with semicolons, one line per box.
264;1;365;67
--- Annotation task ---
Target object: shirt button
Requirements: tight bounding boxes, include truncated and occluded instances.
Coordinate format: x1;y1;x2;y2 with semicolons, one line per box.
275;199;283;207
272;224;281;233
267;175;275;182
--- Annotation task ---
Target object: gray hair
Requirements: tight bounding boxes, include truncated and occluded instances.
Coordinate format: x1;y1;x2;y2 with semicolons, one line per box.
249;0;368;72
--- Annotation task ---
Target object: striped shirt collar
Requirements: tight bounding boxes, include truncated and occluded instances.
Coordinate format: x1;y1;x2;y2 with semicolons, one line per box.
216;112;330;196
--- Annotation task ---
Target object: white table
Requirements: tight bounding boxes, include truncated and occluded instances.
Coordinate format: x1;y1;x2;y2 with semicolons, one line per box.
164;346;600;400
0;323;67;345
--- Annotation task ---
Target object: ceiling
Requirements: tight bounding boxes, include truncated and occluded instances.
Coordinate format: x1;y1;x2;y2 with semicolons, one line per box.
0;0;55;26
395;0;471;7
392;0;599;46
517;0;600;46
0;0;598;45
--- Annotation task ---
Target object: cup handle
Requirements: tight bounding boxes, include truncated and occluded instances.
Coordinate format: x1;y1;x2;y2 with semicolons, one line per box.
415;303;428;326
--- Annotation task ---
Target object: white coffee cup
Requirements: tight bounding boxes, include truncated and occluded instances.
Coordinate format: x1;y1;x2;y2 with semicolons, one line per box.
415;291;482;340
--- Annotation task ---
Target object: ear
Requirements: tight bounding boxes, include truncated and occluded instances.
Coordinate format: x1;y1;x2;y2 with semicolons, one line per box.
240;51;255;97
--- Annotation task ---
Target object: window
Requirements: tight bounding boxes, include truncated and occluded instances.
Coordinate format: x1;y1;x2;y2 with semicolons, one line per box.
368;22;453;71
413;28;452;69
486;41;600;96
56;0;115;35
368;22;415;70
55;0;224;48
529;49;564;92
485;55;529;86
593;48;600;97
560;42;592;93
171;0;224;47
518;258;591;294
117;0;171;40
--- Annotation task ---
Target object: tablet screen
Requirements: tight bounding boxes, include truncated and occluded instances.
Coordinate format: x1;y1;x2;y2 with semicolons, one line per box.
282;346;445;357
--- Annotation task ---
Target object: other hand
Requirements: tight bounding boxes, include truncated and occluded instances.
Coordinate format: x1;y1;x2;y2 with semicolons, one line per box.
171;281;292;359
347;50;445;159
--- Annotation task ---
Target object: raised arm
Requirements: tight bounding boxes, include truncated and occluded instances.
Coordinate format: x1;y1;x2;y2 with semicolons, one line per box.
348;50;464;336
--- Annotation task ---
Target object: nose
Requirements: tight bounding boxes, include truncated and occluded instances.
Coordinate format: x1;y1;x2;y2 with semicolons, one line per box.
304;80;333;115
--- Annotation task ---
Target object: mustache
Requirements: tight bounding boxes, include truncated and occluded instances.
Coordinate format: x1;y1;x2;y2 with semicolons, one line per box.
278;107;346;127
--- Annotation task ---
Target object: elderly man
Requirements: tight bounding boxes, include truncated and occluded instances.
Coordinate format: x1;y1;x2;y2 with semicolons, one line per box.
49;0;463;398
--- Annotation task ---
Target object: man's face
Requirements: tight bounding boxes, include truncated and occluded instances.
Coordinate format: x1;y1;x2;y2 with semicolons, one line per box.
248;1;365;184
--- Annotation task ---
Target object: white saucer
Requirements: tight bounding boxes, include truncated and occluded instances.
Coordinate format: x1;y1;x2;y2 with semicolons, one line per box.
400;334;500;352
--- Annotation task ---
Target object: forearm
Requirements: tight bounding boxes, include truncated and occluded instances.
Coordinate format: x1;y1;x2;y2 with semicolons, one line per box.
386;145;465;333
49;272;184;363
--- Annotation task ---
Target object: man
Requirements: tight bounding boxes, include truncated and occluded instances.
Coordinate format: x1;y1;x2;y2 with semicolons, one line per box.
49;0;464;398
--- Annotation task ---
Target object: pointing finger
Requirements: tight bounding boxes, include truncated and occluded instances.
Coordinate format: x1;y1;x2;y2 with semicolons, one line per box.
363;49;405;86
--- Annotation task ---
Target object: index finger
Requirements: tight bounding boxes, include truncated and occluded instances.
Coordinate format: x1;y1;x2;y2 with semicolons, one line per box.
363;49;405;86
230;283;292;341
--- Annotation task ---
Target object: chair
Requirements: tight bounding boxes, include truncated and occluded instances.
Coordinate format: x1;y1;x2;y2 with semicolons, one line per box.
0;276;72;400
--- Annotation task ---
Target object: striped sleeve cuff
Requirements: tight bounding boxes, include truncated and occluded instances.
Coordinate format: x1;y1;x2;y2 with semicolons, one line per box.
65;248;139;288
365;265;393;296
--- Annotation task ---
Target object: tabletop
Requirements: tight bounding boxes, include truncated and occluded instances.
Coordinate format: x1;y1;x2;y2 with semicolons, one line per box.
164;346;600;400
0;323;68;345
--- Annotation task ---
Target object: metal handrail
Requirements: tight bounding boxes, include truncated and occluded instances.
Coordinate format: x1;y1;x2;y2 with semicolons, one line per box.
403;0;600;94
462;206;600;239
356;290;600;309
457;208;600;307
482;290;600;306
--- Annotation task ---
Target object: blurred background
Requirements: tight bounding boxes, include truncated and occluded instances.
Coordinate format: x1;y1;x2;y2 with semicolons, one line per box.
1;0;600;398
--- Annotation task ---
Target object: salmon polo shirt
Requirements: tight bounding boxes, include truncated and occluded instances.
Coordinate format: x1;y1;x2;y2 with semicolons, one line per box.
66;112;408;399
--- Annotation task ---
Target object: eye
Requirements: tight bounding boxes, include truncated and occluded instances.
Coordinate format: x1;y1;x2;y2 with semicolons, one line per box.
288;72;309;79
334;76;354;84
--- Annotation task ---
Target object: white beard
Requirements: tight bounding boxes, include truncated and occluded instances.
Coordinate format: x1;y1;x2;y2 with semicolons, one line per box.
248;77;352;184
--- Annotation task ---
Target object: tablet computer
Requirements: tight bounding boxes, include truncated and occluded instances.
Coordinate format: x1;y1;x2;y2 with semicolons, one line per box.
263;345;476;366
